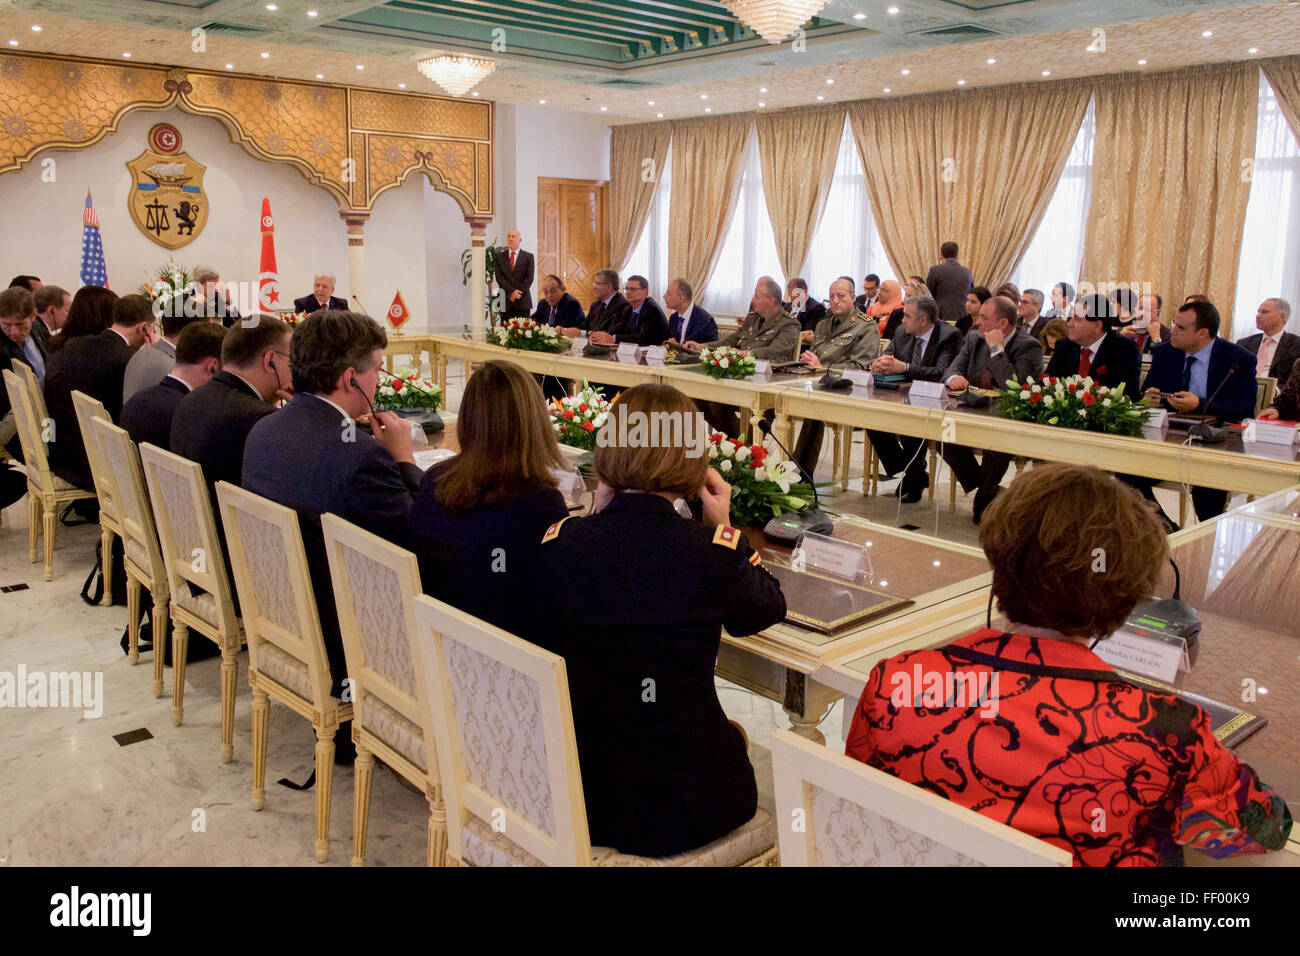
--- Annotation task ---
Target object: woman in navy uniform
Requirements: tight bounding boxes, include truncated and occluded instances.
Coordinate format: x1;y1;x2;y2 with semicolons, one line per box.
538;383;786;857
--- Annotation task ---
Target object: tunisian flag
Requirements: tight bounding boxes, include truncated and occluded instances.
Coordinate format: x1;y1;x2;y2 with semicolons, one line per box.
388;290;410;330
258;197;281;312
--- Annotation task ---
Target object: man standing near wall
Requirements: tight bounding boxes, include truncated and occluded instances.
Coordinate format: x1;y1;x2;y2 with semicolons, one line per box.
926;242;973;326
494;229;535;319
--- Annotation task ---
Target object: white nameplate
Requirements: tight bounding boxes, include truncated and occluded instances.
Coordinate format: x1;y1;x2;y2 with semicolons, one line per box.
750;359;773;381
1093;628;1188;683
548;466;586;507
1143;407;1168;428
792;531;864;582
412;448;456;471
842;369;873;388
617;343;643;364
569;336;588;356
909;379;944;401
1242;419;1300;446
644;345;668;368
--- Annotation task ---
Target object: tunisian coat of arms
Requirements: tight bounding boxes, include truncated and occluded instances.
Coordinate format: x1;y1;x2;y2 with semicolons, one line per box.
125;143;208;250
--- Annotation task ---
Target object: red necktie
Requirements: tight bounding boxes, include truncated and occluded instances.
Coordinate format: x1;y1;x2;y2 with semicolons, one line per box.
510;252;516;270
1078;348;1092;377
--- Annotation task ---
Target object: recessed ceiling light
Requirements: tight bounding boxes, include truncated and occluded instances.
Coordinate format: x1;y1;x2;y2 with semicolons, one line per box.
600;106;607;111
1202;30;1213;38
1138;58;1147;65
398;83;406;89
986;58;996;64
1249;47;1260;54
307;10;318;17
900;69;910;75
538;99;546;104
355;64;364;70
7;41;18;47
704;107;712;112
122;52;131;58
826;78;834;85
853;12;867;20
1086;45;1097;52
883;87;891;93
957;79;966;86
816;95;824;100
31;25;41;32
887;5;899;13
261;52;270;58
700;93;708;99
266;3;278;10
758;101;765;107
226;63;235;69
759;87;768;93
648;99;655;105
471;91;479;97
1042;70;1051;76
657;112;663;117
316;73;323;79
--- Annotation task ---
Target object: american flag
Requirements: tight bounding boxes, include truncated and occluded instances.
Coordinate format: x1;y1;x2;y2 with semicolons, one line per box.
80;189;109;287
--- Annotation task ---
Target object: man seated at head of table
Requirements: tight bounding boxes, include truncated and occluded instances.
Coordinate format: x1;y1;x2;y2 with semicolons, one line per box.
589;274;668;348
1045;292;1141;396
1127;299;1257;525
537;383;786;858
174;266;241;328
293;272;347;316
120;322;225;450
788;276;881;476
243;309;419;762
942;294;1045;523
556;268;633;341
409;359;569;644
864;293;963;502
663;278;717;347
532;274;584;329
846;463;1293;866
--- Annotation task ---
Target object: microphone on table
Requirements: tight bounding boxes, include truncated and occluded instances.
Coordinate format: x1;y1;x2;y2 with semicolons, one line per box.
1186;367;1235;443
351;295;371;316
755;417;834;542
817;362;854;391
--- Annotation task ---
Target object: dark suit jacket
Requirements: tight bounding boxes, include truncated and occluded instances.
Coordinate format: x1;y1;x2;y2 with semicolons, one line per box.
171;371;276;494
0;333;46;421
1236;331;1300;384
926;259;974;326
619;297;669;347
293;294;347;315
1046;331;1142;397
242;392;423;691
30;318;55;353
1142;339;1258;423
493;249;535;316
946;328;1044;390
785;298;827;333
884;322;963;382
1273;361;1300;420
44;328;136;489
120;374;188;450
584;292;635;338
533;293;584;328
1027;315;1049;342
669;305;717;344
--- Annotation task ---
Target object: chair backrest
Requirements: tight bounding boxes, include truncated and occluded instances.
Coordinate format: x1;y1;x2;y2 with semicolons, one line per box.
3;368;53;494
11;357;49;424
1257;376;1277;417
138;444;237;636
771;730;1072;867
89;418;167;585
321;513;431;769
71;391;118;521
214;481;335;708
411;594;590;866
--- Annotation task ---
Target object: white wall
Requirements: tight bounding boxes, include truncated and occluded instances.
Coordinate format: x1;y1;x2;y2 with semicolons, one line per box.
0;105;471;335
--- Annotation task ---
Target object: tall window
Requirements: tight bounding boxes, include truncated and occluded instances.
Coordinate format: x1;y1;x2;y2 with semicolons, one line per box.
622;141;671;295
1008;97;1096;298
1236;70;1300;336
804;116;891;303
706;122;783;316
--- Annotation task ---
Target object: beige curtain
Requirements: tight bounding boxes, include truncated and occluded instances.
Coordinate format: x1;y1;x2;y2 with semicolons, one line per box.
847;80;1090;286
1081;63;1257;335
756;106;845;280
668;114;751;298
1261;57;1300;145
609;122;672;273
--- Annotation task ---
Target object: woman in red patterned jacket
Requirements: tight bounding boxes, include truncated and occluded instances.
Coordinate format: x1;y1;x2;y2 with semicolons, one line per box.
846;463;1292;866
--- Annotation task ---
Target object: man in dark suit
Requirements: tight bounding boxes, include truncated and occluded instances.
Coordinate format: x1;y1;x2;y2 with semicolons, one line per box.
493;229;535;319
0;286;48;459
1132;300;1258;522
592;274;668;348
664;278;717;346
868;294;963;501
31;284;70;352
120;322;225;450
562;268;634;340
172;315;291;493
1236;297;1300;385
173;266;240;328
926;242;973;326
532;274;584;328
1121;292;1170;354
293;273;347;315
1046;293;1141;396
1020;289;1049;341
44;294;154;490
243;310;420;761
854;274;880;314
785;277;828;346
942;295;1045;522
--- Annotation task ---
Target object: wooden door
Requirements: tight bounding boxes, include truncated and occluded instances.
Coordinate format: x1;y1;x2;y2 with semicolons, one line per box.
537;177;608;310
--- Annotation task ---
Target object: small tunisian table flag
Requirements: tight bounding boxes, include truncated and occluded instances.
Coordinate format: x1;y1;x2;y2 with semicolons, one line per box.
388;290;410;331
258;197;281;312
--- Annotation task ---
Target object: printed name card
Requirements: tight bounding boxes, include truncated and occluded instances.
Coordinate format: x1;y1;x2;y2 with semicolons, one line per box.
644;346;668;368
792;531;866;582
1243;418;1300;446
841;369;873;388
751;359;773;381
909;379;944;401
1092;628;1189;683
569;336;588;356
1143;407;1168;428
617;343;643;365
549;466;587;507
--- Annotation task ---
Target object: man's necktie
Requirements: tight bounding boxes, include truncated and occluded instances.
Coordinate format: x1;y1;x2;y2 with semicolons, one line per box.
1181;355;1194;391
509;252;516;271
22;337;44;386
911;335;924;366
678;314;688;341
1258;337;1275;377
1077;348;1092;377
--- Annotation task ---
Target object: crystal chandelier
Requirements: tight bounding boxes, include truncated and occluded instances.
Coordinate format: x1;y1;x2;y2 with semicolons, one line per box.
416;54;495;97
723;1;829;45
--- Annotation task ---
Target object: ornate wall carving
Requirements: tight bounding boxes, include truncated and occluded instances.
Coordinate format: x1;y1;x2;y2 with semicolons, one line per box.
0;51;494;218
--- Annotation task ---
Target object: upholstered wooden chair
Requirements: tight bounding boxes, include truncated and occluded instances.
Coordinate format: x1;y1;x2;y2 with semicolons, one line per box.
321;513;444;867
138;444;242;762
771;730;1072;866
1256;376;1277;418
2;370;95;580
71;391;123;609
11;357;49;424
411;594;777;867
215;481;352;863
90;419;172;696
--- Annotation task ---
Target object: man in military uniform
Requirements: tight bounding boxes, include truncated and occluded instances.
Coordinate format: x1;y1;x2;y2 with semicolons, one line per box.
791;276;880;474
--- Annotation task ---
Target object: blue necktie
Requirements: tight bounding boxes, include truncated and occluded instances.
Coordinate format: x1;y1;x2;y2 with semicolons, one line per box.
23;336;44;387
1181;355;1194;392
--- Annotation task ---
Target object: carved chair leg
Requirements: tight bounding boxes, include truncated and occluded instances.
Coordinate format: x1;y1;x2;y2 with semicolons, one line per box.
314;722;336;863
171;623;189;726
351;747;376;867
251;687;269;810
